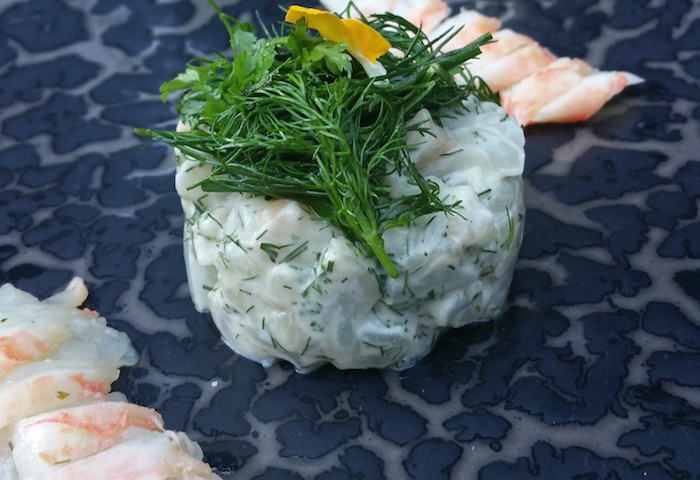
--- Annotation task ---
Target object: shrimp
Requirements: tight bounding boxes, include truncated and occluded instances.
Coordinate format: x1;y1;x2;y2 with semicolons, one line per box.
0;360;118;429
316;2;643;125
0;283;74;378
10;402;163;467
0;327;72;380
473;29;533;61
429;18;640;124
425;18;556;93
466;31;556;92
8;401;221;479
428;8;501;52
0;279;222;479
0;279;138;428
320;0;450;33
9;402;220;479
500;57;643;125
0;278;136;380
46;432;219;479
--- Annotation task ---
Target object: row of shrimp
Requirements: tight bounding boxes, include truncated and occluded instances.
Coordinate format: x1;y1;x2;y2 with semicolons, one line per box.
320;0;643;126
0;278;221;479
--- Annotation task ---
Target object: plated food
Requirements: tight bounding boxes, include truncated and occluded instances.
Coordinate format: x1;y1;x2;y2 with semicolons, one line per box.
139;5;525;371
136;0;645;372
321;0;643;125
0;279;221;480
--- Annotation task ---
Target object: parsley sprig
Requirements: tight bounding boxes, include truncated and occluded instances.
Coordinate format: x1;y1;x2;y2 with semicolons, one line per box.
137;3;496;278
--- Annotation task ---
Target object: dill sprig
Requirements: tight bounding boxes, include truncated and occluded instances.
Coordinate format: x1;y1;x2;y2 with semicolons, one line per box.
136;4;495;278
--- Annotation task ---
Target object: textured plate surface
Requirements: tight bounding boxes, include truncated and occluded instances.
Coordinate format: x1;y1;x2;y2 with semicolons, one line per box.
1;0;699;478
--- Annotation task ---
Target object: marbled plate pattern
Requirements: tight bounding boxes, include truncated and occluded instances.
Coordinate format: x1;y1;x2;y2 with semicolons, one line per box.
1;0;699;478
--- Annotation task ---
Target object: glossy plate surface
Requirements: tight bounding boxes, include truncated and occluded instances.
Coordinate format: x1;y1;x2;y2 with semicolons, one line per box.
1;0;699;478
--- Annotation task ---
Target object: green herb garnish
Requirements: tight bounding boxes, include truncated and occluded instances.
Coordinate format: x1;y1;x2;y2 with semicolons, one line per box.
137;2;495;278
55;391;70;400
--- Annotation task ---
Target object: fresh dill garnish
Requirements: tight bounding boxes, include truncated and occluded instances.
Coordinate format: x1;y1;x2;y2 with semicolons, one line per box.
260;242;284;262
137;1;495;278
280;241;309;262
502;207;515;250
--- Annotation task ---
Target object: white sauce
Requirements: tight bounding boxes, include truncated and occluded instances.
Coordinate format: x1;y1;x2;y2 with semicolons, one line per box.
177;97;525;371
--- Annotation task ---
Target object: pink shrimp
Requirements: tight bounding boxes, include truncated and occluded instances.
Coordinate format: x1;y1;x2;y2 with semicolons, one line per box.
475;29;533;61
0;278;137;428
320;0;450;33
0;279;221;479
429;8;501;52
0;329;67;379
7;400;222;479
0;282;77;379
13;402;163;466
332;1;642;125
49;433;220;480
500;57;643;125
453;27;557;92
0;363;115;429
10;402;221;479
394;0;450;33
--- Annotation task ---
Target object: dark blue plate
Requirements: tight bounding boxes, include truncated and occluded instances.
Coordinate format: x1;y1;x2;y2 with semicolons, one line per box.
1;0;699;478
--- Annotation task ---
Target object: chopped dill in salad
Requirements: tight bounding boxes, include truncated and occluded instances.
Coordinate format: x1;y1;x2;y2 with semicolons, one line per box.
136;1;496;278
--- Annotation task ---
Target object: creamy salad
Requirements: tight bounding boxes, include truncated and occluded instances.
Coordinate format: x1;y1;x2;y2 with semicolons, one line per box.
176;97;524;371
139;5;526;371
